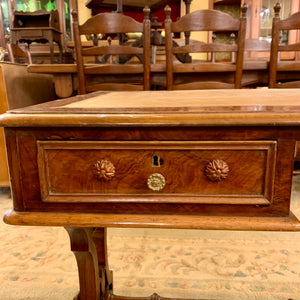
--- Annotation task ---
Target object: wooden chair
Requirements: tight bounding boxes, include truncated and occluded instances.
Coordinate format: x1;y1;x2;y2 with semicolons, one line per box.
164;4;247;90
269;2;300;88
7;42;32;64
71;8;151;94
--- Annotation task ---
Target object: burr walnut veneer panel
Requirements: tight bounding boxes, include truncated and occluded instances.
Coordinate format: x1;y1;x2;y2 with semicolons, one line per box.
37;140;276;205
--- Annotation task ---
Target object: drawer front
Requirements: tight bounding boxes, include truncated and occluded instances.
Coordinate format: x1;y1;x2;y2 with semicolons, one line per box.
16;29;43;38
37;140;276;205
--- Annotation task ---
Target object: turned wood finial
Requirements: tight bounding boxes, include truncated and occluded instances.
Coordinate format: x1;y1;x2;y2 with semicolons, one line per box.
241;2;248;18
230;32;236;44
143;6;150;20
71;9;78;22
183;0;192;14
164;5;171;22
274;2;281;18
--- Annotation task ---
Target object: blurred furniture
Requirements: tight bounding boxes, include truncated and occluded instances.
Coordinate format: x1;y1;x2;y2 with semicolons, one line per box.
7;42;32;64
241;38;270;87
0;62;56;187
2;89;300;300
164;4;247;90
86;0;181;14
244;38;270;60
10;9;62;63
72;7;151;94
269;3;300;88
27;58;277;97
213;0;300;59
244;0;300;59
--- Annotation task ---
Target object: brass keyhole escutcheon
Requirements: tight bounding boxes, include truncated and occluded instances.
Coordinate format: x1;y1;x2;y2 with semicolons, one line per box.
147;173;166;191
152;154;164;167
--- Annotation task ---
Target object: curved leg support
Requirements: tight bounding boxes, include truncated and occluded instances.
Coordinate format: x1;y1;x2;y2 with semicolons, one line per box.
66;227;101;300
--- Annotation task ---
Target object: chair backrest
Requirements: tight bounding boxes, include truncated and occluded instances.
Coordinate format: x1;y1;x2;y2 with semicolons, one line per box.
7;42;32;64
72;8;151;94
164;4;247;90
269;2;300;88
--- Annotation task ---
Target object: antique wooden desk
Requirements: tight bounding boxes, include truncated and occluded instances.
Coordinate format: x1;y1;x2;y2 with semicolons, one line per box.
1;89;300;300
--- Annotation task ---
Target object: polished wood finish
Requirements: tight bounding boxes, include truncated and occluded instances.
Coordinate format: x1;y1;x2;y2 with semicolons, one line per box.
269;3;300;88
164;4;247;90
7;42;32;64
65;227;101;299
2;89;300;300
4;209;300;231
37;140;275;205
72;7;151;94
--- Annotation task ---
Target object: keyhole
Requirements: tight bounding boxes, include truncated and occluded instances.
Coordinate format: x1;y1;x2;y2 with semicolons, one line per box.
152;154;163;167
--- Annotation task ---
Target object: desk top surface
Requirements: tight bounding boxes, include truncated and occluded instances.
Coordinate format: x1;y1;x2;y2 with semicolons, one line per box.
2;89;300;127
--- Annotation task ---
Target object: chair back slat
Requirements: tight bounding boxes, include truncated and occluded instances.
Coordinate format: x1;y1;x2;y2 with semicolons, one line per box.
79;13;144;35
172;43;238;54
278;43;300;52
82;45;144;56
171;10;241;32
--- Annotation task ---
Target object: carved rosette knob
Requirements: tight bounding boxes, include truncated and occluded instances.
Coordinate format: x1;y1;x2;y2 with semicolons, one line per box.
93;160;115;181
205;159;229;182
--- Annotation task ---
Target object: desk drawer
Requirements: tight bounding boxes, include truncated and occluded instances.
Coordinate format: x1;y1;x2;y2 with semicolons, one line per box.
37;140;276;205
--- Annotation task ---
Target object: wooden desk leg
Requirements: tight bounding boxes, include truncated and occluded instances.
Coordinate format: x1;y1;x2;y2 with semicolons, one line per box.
93;228;113;294
54;74;73;98
65;227;101;300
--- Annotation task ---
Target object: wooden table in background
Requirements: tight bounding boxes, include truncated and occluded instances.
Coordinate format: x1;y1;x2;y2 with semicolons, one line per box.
2;89;300;300
27;59;270;98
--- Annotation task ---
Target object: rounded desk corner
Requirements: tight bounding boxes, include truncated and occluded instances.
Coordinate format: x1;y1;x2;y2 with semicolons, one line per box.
288;212;300;231
3;209;14;225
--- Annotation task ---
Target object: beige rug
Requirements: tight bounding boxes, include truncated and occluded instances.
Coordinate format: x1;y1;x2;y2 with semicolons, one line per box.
0;178;300;300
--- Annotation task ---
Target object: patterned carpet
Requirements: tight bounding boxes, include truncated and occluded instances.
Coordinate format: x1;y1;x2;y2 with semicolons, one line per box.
0;179;300;300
